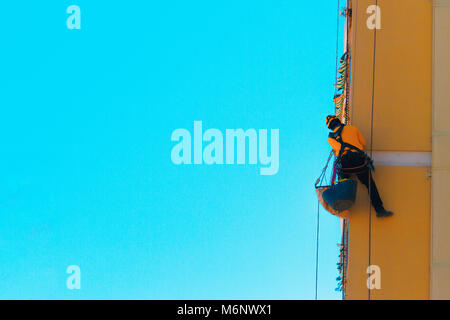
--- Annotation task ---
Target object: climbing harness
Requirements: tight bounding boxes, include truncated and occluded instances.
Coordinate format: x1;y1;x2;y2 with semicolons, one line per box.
328;124;375;174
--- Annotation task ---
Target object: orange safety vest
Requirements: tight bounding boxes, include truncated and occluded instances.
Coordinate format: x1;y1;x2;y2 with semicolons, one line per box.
328;124;366;157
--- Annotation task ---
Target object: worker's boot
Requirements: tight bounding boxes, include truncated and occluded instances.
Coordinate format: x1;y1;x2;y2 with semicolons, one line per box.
376;208;394;218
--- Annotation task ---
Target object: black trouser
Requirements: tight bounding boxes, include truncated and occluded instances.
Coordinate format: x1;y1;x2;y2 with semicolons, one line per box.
338;152;384;213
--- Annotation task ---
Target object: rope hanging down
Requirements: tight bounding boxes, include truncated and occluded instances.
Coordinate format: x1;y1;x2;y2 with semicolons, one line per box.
368;0;379;301
314;150;333;300
315;199;320;300
314;0;341;300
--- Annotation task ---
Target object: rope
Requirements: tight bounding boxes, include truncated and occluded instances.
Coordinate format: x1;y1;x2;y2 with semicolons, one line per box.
344;0;351;124
368;0;379;301
314;0;342;300
341;219;347;299
315;150;334;188
334;0;341;100
315;199;320;300
350;0;358;124
340;0;357;301
314;150;334;300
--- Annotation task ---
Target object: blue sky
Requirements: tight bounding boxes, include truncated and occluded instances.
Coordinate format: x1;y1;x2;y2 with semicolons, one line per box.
0;1;343;299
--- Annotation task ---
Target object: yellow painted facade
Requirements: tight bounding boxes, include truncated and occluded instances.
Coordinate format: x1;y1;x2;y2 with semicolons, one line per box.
342;0;447;299
431;0;450;300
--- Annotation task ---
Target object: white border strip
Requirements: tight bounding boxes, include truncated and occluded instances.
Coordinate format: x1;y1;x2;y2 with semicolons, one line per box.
372;151;432;167
434;0;450;7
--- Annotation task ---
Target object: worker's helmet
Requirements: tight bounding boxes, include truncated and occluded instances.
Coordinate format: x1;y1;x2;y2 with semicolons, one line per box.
326;115;341;129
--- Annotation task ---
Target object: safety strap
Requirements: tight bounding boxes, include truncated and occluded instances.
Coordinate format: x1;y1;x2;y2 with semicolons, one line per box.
328;124;364;158
329;124;374;171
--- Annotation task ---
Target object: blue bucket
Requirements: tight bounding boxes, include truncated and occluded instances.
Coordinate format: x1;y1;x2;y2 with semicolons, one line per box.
322;179;357;211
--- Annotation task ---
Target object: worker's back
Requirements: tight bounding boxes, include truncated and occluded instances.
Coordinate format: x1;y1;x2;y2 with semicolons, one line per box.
328;125;366;156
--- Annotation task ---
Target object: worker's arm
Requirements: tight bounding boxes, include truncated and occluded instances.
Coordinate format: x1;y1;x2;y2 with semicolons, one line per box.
328;137;340;156
356;127;366;149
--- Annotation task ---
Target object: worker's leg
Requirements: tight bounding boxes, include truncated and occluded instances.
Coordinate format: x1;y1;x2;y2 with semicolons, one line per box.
356;168;384;213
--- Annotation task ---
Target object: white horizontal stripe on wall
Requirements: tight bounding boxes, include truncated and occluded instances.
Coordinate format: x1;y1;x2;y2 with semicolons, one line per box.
372;151;432;167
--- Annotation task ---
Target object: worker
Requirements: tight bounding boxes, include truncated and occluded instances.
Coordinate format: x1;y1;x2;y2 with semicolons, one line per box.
326;115;393;218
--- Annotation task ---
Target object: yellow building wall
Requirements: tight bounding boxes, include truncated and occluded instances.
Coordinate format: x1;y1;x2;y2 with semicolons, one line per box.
346;0;432;299
431;0;450;300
